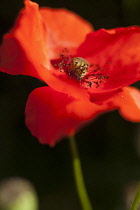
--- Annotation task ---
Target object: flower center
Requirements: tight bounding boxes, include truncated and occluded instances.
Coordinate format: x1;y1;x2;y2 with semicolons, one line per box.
53;49;109;88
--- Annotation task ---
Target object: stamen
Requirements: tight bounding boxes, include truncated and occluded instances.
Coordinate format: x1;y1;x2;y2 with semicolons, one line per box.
53;49;109;88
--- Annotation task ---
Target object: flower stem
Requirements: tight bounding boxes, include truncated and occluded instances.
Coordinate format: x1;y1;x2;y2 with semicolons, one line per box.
130;184;140;210
69;135;93;210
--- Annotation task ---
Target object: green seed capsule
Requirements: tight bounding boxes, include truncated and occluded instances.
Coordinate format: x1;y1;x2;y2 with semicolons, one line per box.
70;57;89;80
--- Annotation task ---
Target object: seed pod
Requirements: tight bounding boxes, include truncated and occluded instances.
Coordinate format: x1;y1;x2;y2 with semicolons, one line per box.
70;57;89;80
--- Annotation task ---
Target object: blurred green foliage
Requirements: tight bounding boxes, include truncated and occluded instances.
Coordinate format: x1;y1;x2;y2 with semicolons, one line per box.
0;0;140;210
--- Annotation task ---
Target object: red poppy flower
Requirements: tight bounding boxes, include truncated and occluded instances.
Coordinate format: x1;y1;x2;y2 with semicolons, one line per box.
0;0;140;146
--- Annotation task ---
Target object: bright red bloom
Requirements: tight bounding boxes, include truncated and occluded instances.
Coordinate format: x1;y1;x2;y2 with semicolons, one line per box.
0;0;140;146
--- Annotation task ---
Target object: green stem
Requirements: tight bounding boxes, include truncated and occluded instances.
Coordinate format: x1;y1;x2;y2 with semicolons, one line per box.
130;184;140;210
69;135;93;210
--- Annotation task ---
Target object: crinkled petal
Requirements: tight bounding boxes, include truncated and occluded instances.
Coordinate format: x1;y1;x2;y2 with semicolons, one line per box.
25;86;116;146
111;86;140;122
77;27;140;93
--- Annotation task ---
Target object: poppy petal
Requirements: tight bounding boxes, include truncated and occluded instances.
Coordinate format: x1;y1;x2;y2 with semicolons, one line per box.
111;86;140;122
0;35;89;100
66;98;114;121
77;27;140;93
39;7;93;59
25;86;88;146
0;0;93;78
0;0;48;79
25;86;117;146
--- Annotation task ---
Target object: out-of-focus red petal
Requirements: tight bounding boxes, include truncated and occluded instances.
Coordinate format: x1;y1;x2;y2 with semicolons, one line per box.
77;27;140;93
25;86;117;146
25;86;87;146
111;86;140;122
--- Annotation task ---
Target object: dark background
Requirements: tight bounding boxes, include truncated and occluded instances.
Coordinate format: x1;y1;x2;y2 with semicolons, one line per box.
0;0;140;209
